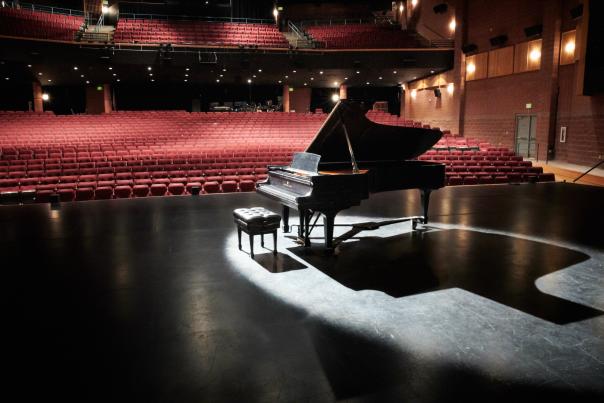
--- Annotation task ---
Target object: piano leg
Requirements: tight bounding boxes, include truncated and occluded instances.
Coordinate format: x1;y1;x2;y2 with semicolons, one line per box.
282;205;290;233
420;188;433;224
323;212;336;249
304;211;312;247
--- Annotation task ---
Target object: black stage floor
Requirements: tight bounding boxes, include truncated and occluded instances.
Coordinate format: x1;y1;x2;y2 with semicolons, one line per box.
4;182;604;402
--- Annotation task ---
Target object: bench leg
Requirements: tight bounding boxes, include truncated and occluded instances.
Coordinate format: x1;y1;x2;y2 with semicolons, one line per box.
249;234;254;258
273;230;277;255
261;234;264;247
237;227;242;250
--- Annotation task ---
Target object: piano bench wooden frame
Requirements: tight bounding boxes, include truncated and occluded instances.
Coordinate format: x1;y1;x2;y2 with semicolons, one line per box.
233;208;281;259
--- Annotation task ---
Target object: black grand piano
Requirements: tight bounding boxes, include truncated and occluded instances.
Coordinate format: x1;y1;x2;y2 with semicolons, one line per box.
256;100;445;249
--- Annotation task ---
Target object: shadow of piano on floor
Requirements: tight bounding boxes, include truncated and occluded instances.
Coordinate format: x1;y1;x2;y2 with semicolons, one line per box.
288;228;602;325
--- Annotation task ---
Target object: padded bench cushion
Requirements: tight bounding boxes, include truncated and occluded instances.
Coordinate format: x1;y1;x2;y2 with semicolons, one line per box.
233;207;281;232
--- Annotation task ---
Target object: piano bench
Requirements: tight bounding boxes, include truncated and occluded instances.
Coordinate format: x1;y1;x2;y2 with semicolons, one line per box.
233;207;281;258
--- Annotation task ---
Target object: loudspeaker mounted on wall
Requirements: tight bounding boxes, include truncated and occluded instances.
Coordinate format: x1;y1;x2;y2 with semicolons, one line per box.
433;3;448;14
434;88;442;98
461;43;478;54
524;24;543;38
489;34;509;47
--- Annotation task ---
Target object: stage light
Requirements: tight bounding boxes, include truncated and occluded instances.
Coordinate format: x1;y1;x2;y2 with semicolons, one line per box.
284;75;288;79
27;64;32;68
319;71;324;74
449;18;456;32
116;79;120;82
185;74;189;77
42;93;49;101
304;83;307;86
47;79;52;83
293;70;297;73
108;67;112;70
86;80;90;84
366;81;370;85
258;69;262;72
80;74;84;78
564;40;575;54
149;73;153;76
278;80;282;84
334;81;339;86
356;70;360;74
112;73;116;76
273;8;278;19
73;66;78;70
247;78;252;83
147;66;152;71
184;79;188;82
399;3;404;13
431;70;435;74
223;68;227;72
38;72;42;76
310;77;314;81
529;49;541;61
253;75;257;78
379;76;383;80
344;77;348;80
216;79;220;83
186;68;190;71
331;93;340;102
4;77;9;80
219;74;223;77
467;62;476;73
101;5;109;14
447;83;454;94
96;85;102;91
393;70;397;74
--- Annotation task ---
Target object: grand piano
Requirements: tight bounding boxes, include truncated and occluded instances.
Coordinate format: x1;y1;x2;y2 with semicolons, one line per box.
256;100;445;249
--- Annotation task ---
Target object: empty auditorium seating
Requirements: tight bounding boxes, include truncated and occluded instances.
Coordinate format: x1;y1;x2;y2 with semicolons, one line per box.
0;109;553;204
304;23;424;49
114;19;288;48
0;7;82;42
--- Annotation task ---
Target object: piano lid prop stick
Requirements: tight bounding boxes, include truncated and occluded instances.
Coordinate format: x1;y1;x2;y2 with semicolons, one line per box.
342;122;360;174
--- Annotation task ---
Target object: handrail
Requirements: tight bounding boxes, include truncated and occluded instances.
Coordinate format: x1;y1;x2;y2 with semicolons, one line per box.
3;1;84;17
299;17;380;28
287;20;305;39
572;159;604;183
119;12;272;24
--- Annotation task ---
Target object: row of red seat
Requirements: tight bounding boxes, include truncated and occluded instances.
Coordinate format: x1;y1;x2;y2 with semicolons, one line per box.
114;18;289;48
305;23;424;49
0;7;82;41
0;110;553;203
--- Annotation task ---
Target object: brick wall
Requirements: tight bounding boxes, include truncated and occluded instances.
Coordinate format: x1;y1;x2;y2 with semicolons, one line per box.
555;64;604;165
405;70;460;134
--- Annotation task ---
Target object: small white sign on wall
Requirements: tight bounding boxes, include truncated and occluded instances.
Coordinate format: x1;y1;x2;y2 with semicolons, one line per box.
560;126;567;143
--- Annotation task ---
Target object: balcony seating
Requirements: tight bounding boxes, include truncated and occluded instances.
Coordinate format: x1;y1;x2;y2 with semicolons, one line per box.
114;19;288;48
0;7;82;41
305;23;424;49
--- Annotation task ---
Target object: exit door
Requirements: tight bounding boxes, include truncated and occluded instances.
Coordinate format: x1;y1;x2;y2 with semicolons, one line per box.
515;115;537;158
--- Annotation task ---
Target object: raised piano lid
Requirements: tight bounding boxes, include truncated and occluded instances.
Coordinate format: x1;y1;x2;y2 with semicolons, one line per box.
305;100;443;163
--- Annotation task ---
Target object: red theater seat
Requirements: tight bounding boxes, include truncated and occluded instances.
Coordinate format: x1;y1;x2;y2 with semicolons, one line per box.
150;183;167;196
221;180;238;193
75;187;94;201
203;181;220;193
168;183;185;195
115;185;133;198
133;185;150;197
239;180;256;192
94;187;113;200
